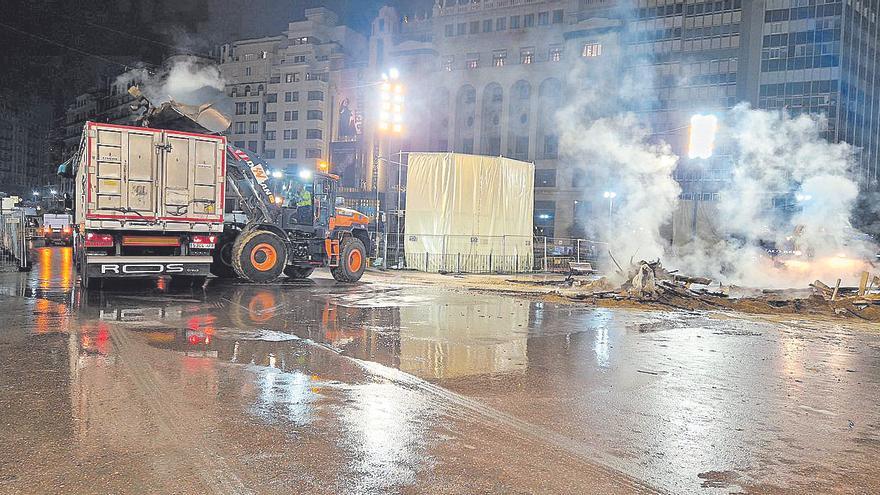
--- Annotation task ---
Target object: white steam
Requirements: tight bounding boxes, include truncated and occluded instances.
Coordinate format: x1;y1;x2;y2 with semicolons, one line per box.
671;105;875;287
558;28;876;287
557;30;680;280
118;56;226;106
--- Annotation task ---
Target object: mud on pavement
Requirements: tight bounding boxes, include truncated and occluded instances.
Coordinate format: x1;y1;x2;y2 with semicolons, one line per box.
1;247;880;494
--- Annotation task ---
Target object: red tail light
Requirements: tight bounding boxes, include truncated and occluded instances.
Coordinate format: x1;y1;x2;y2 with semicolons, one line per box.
190;235;217;248
85;232;113;247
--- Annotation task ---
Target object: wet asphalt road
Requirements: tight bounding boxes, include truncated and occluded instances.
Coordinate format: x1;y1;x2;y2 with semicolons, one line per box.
1;247;879;494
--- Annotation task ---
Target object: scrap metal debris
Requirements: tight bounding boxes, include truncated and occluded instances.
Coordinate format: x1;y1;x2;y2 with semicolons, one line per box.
562;259;880;321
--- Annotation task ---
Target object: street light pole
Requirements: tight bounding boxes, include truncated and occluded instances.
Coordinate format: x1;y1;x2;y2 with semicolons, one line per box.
376;68;405;267
603;191;616;221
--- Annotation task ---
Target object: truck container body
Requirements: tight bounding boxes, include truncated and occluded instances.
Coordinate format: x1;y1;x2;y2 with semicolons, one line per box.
74;122;226;286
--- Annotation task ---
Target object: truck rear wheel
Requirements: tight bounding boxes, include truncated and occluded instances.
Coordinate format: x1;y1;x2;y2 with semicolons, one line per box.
232;230;287;283
284;265;315;279
331;237;366;283
211;235;238;278
78;248;100;289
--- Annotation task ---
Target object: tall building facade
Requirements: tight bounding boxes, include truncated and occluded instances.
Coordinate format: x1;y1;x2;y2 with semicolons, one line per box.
366;0;621;237
752;0;880;187
0;93;51;196
218;8;368;179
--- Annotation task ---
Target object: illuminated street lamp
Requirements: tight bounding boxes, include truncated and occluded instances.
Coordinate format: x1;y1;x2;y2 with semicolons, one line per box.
688;114;718;159
378;69;405;135
603;191;617;220
376;68;407;265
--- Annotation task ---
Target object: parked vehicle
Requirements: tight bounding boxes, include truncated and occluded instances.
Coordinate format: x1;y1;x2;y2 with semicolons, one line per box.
61;92;370;289
40;213;74;246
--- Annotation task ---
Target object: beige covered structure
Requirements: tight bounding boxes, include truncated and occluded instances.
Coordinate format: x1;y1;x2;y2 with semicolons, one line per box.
404;153;534;272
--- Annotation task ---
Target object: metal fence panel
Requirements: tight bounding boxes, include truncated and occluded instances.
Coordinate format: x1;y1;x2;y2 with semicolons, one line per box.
0;210;32;271
373;232;606;274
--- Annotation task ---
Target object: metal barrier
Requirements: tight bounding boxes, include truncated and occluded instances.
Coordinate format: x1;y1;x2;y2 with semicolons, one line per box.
371;232;607;274
0;210;32;271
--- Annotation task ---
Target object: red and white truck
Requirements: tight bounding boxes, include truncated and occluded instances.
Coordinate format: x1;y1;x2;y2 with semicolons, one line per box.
72;122;226;288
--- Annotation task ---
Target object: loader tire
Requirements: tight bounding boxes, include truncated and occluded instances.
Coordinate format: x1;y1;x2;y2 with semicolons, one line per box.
331;237;366;283
284;265;315;279
211;235;238;278
232;230;287;283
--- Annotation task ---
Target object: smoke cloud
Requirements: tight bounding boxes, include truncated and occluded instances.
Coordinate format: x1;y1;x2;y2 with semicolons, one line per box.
117;56;226;106
556;7;876;287
557;29;680;281
670;106;875;287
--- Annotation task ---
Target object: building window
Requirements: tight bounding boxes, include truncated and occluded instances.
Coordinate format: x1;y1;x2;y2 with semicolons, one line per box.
543;134;558;159
264;149;275;159
249;102;259;114
307;110;323;120
283;148;297;159
524;14;535;27
247;141;258;152
572;169;591;188
552;9;564;24
284;110;299;121
265;131;276;141
493;50;507;67
306;148;322;159
306;129;323;139
483;19;492;32
534;200;555;236
496;17;506;31
457;23;466;35
520;48;534;64
293;36;309;45
284;91;299;102
265;112;277;122
270;76;280;84
245;67;252;76
307;91;324;101
234;121;245;133
293;55;306;63
510;16;520;29
283;129;298;140
249;121;258;133
467;54;479;69
233;141;245;148
582;43;602;57
535;169;556;187
514;136;529;160
445;24;454;37
470;21;479;34
444;56;454;71
235;103;246;115
538;12;549;25
486;137;501;156
266;93;277;103
573;200;592;223
550;46;562;62
285;73;294;83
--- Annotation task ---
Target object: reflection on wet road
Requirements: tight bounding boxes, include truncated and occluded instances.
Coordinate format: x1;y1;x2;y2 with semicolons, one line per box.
0;247;879;494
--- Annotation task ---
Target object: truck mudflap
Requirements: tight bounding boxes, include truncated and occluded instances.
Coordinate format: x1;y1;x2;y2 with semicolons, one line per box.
84;256;212;277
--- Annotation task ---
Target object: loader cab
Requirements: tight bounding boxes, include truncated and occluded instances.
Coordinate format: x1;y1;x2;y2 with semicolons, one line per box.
273;170;337;235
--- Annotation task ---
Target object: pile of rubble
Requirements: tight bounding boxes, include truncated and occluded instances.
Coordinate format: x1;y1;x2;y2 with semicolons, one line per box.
566;259;880;321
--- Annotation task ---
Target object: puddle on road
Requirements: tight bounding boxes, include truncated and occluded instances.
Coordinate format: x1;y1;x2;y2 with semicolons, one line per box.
4;247;880;494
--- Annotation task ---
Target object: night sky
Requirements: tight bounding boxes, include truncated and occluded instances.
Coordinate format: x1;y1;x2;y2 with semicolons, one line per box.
0;0;431;114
